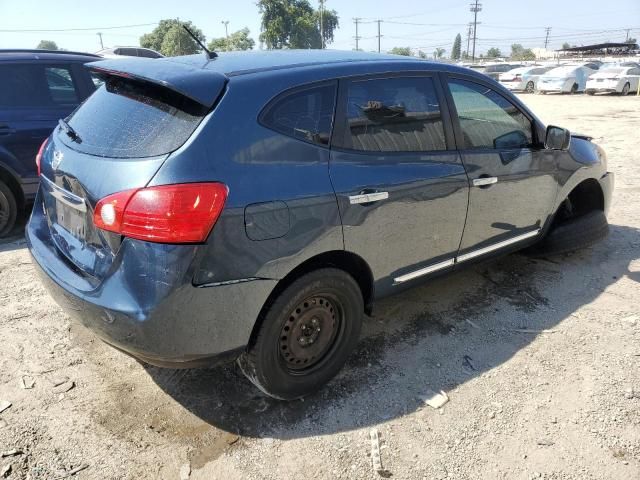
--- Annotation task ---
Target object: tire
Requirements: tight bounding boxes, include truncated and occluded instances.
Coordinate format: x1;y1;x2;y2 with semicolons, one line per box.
525;81;535;94
239;268;364;400
529;210;609;257
0;180;18;238
586;89;595;96
621;83;630;96
570;83;579;94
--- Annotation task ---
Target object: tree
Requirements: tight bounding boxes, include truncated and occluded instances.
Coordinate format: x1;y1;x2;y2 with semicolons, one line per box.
486;47;502;58
36;40;58;50
433;47;446;59
451;33;462;60
257;0;339;49
389;47;412;56
625;37;637;45
208;28;255;52
140;19;206;57
510;43;536;61
561;42;571;50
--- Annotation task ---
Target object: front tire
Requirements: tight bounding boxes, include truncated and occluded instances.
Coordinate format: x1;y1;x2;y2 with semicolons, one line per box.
0;180;18;238
570;83;579;94
239;268;364;400
529;210;609;257
525;81;535;93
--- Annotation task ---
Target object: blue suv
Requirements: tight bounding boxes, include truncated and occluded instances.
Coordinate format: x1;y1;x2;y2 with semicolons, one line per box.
27;50;613;399
0;49;99;236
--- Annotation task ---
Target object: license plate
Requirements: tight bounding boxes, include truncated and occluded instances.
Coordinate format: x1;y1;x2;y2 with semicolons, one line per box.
55;199;86;241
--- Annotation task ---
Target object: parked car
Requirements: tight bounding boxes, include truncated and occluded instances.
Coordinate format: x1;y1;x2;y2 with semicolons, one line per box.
96;47;164;59
499;65;552;93
0;49;100;237
537;65;595;93
27;50;613;400
482;63;523;80
585;66;640;95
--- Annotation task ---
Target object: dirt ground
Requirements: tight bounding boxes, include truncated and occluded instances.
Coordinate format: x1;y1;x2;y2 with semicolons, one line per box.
1;93;639;480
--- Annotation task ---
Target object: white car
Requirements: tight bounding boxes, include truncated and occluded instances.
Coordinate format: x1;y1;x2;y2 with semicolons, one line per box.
96;47;164;59
585;66;640;95
498;66;552;93
537;65;595;94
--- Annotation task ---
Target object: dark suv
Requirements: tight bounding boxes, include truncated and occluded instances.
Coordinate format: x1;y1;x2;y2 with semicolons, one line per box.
0;49;100;236
27;50;613;400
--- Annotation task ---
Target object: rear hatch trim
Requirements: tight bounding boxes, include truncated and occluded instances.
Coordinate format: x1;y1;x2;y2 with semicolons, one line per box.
88;57;227;108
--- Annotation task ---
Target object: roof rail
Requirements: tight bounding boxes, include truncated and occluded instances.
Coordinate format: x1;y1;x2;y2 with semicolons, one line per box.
0;49;101;58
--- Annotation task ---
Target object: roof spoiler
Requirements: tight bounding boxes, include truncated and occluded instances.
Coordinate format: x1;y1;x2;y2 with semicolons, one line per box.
88;58;227;108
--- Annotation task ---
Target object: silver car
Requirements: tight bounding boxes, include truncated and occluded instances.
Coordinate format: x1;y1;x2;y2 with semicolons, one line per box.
499;66;552;93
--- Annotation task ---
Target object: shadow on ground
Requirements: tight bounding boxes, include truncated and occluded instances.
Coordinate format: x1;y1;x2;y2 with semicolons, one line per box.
0;215;28;253
116;225;640;439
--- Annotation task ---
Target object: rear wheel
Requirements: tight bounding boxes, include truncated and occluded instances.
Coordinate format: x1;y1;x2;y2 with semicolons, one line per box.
239;268;364;400
621;83;630;96
570;83;579;94
586;89;595;96
525;81;535;93
0;180;17;238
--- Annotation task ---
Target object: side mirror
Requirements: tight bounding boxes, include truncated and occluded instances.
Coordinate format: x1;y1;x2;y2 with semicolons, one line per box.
545;125;571;150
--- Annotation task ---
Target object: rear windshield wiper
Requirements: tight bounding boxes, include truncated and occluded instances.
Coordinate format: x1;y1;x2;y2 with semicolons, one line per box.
58;118;82;143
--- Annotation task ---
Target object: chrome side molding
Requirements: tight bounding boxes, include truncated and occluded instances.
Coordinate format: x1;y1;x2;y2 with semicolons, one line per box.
456;229;540;263
393;229;540;285
349;191;389;205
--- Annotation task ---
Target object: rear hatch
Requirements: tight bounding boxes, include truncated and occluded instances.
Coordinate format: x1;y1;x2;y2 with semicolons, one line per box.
38;59;226;283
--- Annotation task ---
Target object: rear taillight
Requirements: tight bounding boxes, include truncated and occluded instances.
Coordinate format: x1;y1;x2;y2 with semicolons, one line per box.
35;138;49;176
94;183;228;244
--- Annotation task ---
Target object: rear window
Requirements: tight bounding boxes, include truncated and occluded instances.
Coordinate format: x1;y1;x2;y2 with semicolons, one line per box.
0;64;80;108
61;76;208;158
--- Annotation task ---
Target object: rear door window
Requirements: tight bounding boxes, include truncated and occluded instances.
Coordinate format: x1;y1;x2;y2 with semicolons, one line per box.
45;67;80;105
61;76;208;158
260;83;337;147
337;76;447;153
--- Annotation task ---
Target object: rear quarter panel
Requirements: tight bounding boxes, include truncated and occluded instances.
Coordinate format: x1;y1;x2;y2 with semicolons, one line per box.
150;72;344;284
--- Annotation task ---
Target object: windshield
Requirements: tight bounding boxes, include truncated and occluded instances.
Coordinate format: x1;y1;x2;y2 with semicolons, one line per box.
60;76;208;158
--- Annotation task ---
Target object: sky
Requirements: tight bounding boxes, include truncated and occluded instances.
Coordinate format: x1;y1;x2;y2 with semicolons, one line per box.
1;0;639;56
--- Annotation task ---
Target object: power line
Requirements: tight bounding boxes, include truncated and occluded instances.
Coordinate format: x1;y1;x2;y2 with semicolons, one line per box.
0;22;158;33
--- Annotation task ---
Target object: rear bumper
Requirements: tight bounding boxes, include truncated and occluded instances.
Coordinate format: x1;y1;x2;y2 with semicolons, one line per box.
26;196;277;368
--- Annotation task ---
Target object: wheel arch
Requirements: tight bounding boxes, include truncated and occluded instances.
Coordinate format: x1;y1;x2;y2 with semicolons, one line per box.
248;250;374;349
551;177;605;229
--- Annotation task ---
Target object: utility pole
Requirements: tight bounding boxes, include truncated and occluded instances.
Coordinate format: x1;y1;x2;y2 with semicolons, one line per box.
469;0;482;61
625;28;631;41
376;19;383;53
466;23;473;59
353;17;362;51
544;27;552;49
221;20;230;38
319;0;325;49
97;32;104;49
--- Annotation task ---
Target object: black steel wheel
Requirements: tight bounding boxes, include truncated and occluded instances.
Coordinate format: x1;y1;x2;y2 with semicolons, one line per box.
239;268;364;400
0;180;17;238
525;81;535;94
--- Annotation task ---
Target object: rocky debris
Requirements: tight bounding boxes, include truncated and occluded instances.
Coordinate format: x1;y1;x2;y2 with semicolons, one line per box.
624;388;635;399
48;376;69;388
369;429;384;475
419;390;449;409
179;463;191;480
55;464;89;479
0;402;11;414
52;381;75;394
20;376;35;390
537;439;555;446
0;450;22;458
0;464;10;478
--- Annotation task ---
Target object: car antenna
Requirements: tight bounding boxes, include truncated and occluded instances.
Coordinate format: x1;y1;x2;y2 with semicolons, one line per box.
182;25;217;59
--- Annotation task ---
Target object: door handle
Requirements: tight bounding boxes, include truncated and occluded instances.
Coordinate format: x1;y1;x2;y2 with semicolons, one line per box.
348;191;389;205
472;177;498;188
0;124;16;135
